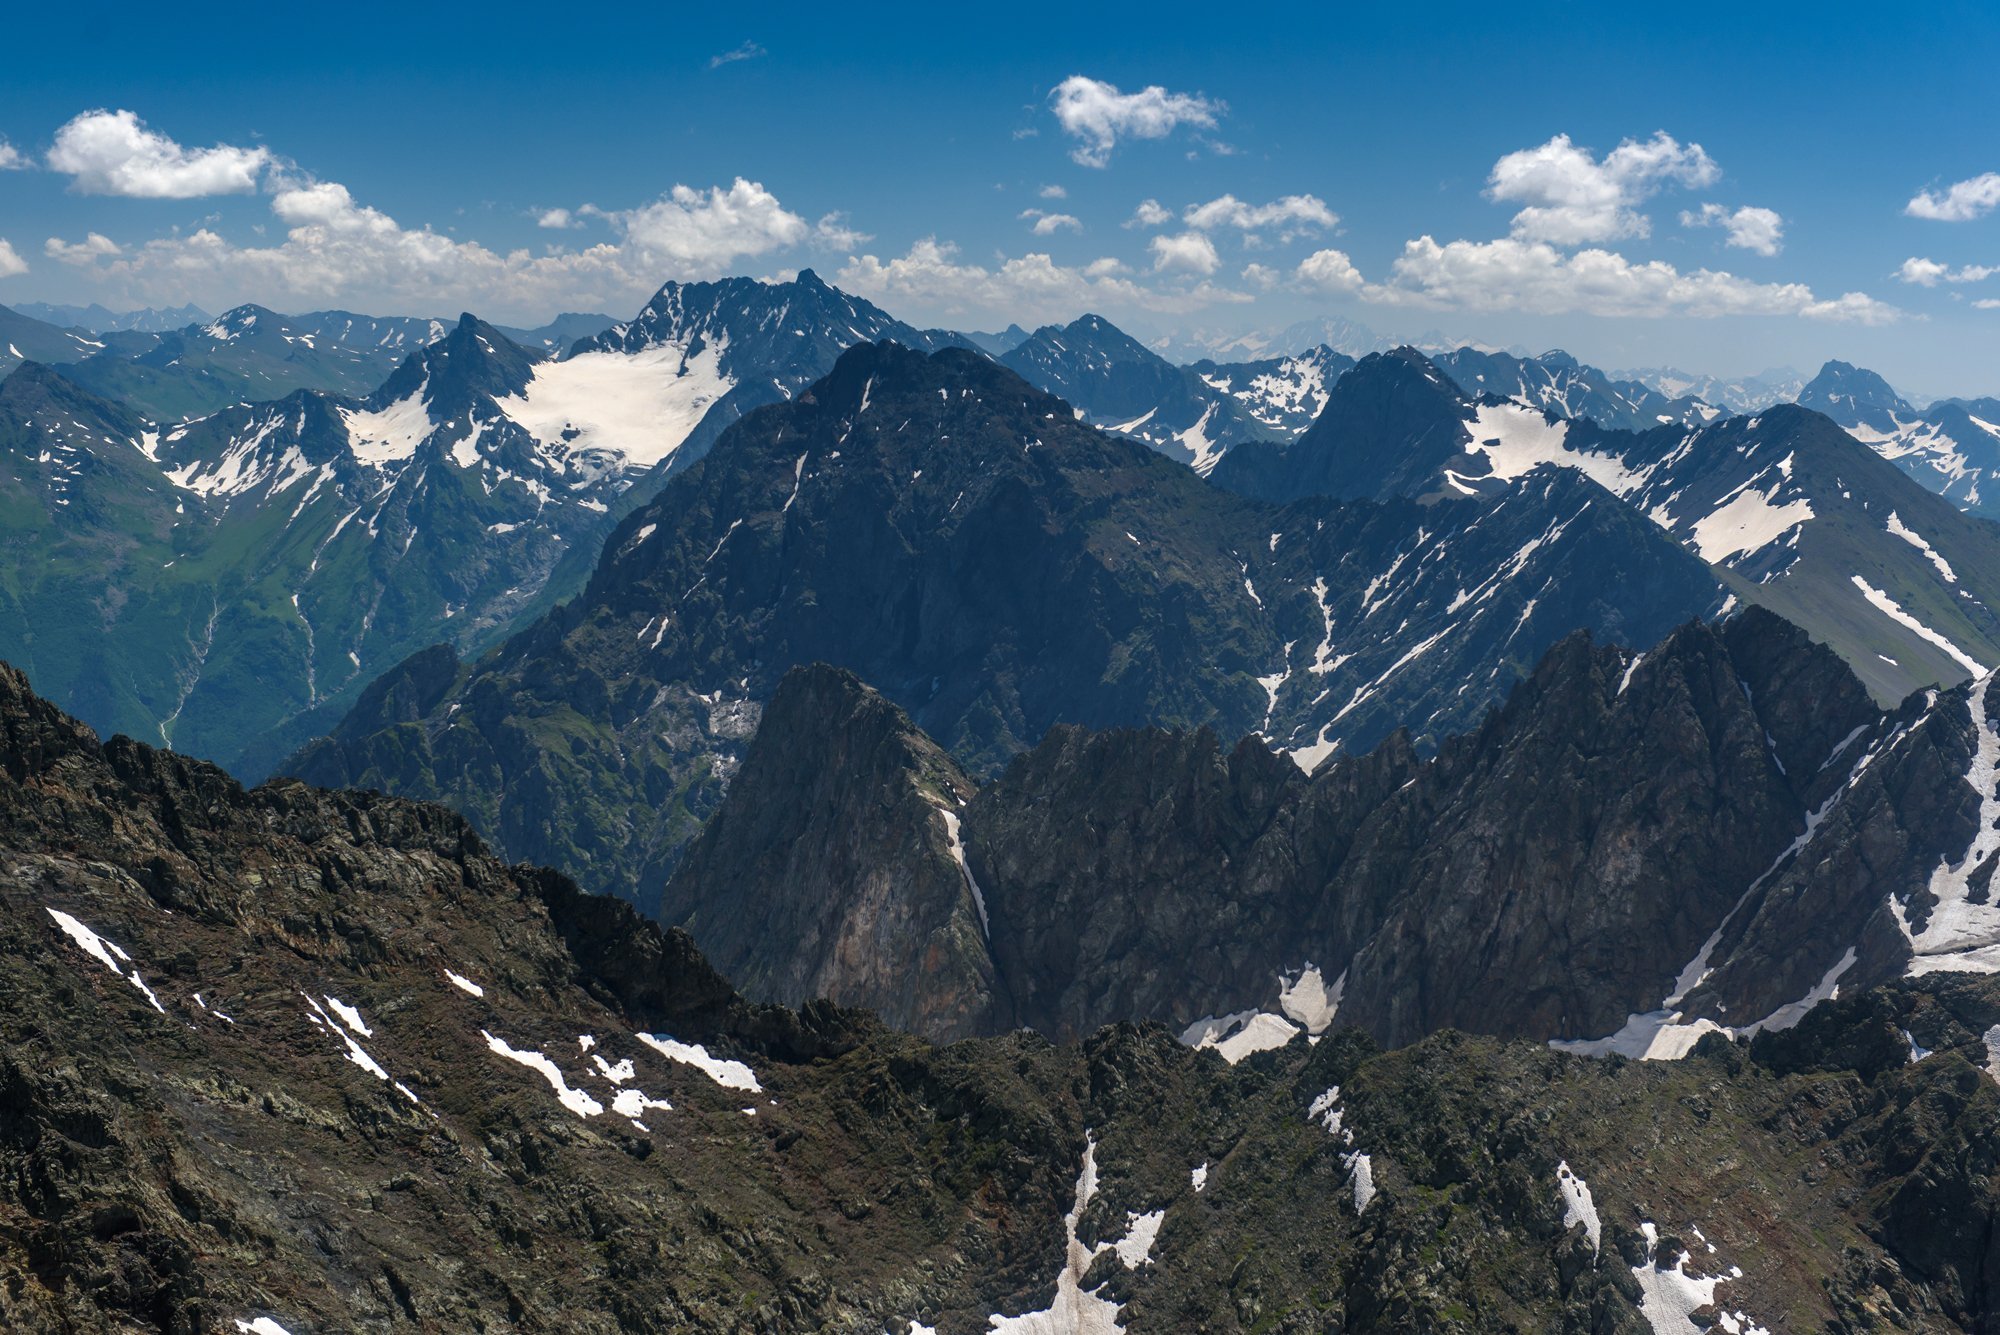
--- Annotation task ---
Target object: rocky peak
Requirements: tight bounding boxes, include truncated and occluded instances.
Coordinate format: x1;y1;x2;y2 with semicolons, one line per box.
369;312;541;416
1798;358;1913;423
658;663;996;1041
1208;345;1471;502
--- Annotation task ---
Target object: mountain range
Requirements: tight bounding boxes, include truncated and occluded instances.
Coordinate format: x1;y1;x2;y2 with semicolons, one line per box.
0;275;970;776
285;339;1736;911
13;300;214;333
1215;347;2000;703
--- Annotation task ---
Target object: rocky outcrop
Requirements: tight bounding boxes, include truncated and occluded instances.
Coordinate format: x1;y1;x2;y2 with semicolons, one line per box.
659;665;997;1041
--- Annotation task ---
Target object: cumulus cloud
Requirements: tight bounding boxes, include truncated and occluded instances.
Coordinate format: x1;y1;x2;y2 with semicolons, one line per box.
1048;75;1221;168
708;41;766;69
1150;231;1220;274
1895;256;1996;286
1680;203;1784;256
45;232;122;265
1241;262;1280;290
835;237;1249;326
1371;235;1898;323
537;208;578;229
1183;193;1337;232
1020;209;1082;236
51;174;839;320
1295;248;1364;294
811;212;870;249
598;178;812;269
1487;131;1717;245
0;239;26;278
1039;184;1067;199
1126;199;1173;229
1906;172;2000;222
46;109;271;198
1977;298;2000;310
0;140;27;171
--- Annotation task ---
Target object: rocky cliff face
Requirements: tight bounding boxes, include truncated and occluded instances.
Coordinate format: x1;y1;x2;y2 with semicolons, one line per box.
9;654;2000;1332
658;664;998;1041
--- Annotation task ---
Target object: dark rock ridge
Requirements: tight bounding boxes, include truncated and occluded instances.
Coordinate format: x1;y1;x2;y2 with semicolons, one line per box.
290;340;1726;907
666;605;2000;1063
668;608;1928;1047
6;657;2000;1331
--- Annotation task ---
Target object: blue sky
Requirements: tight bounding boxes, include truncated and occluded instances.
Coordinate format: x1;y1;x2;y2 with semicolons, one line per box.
2;0;1997;393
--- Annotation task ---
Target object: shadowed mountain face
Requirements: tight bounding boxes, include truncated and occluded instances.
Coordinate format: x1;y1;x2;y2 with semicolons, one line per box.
289;341;1726;909
7;638;2000;1332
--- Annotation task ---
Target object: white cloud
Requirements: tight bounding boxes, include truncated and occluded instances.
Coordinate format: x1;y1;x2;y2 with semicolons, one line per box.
1976;298;2000;310
44;232;122;266
1048;75;1221;168
1039;184;1067;199
46;108;271;198
835;237;1249;326
1487;131;1718;245
1150;231;1220;274
811;212;870;248
1183;193;1337;232
537;208;577;229
1020;209;1082;236
1241;262;1280;290
1906;172;2000;222
1295;248;1364;294
0;239;26;278
1126;199;1173;229
602;178;810;268
1680;202;1783;256
0;141;27;171
1896;256;1996;287
708;41;766;69
60;174;839;321
1372;234;1898;324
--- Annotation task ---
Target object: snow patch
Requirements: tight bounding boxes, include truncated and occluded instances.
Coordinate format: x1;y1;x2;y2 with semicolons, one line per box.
1850;576;1987;676
636;1033;762;1092
495;339;733;471
1556;1161;1601;1255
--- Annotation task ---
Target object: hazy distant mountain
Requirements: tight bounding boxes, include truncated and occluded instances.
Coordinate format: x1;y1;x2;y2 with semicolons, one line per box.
1616;363;1807;414
492;311;618;353
14;301;212;334
0;272;973;775
959;323;1032;356
1433;347;1718;431
0;303;107;376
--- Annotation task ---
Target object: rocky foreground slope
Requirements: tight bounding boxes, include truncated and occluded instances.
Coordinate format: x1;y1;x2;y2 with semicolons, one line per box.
9;659;2000;1331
